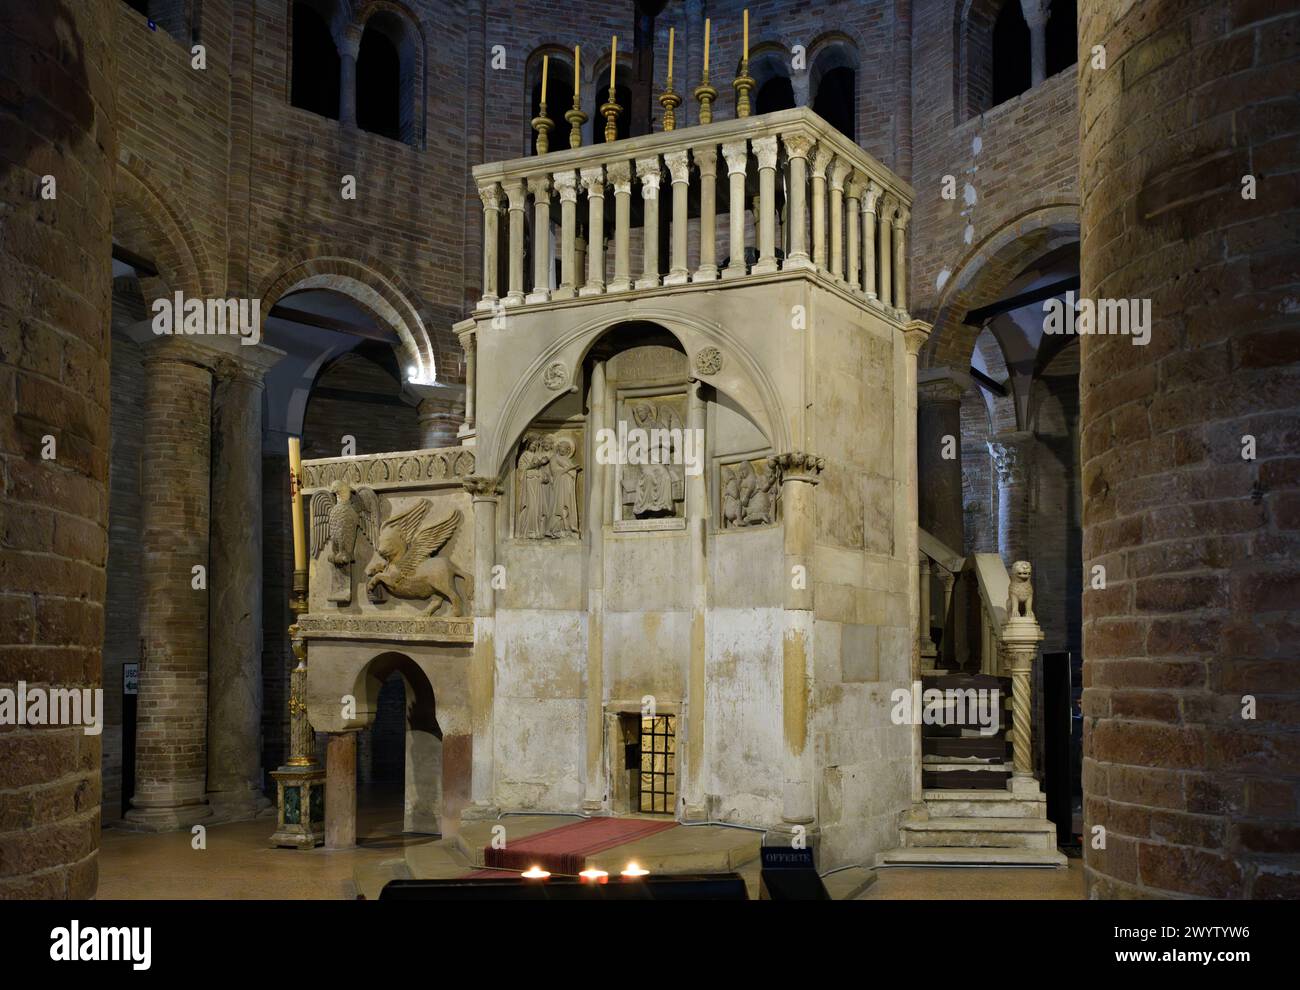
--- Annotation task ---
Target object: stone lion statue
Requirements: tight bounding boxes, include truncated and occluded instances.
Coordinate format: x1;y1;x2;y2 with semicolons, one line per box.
1005;560;1034;620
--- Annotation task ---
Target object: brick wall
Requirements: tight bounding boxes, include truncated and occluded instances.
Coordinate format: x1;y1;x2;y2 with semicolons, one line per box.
1080;0;1300;899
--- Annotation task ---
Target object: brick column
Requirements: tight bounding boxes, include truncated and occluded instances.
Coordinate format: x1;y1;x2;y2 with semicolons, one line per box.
127;338;216;830
1080;0;1300;899
0;0;117;898
207;353;276;820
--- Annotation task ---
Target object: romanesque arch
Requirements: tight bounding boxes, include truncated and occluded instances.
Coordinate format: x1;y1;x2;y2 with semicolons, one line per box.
113;156;215;302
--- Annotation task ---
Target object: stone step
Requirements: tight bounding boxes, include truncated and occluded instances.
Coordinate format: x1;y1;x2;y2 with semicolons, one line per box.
877;846;1068;868
923;789;1047;819
924;766;1011;789
901;816;1056;850
925;736;1011;760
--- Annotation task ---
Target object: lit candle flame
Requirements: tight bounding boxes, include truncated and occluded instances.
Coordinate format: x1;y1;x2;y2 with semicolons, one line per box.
579;867;609;884
521;865;550;879
621;862;650;878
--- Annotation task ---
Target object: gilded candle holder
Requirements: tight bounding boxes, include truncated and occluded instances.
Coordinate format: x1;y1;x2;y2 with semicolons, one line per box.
733;59;755;118
532;102;554;154
600;86;622;143
565;98;588;149
693;77;718;125
658;83;681;131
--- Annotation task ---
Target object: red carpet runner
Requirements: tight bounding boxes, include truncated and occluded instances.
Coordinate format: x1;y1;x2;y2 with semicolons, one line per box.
479;817;678;876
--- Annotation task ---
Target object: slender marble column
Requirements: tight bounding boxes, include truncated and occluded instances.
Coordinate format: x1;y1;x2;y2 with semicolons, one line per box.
862;181;881;301
752;136;779;275
988;431;1034;568
553;171;578;299
783;134;813;270
665;150;692;285
893;207;911;313
608;161;633;292
338;28;360;128
828;159;849;282
1020;0;1050;86
845;174;863;290
721;140;749;279
579;166;606;296
477;183;501;311
526;174;553;304
878;194;896;309
693;145;719;281
504;180;527;306
634;155;662;289
810;146;832;272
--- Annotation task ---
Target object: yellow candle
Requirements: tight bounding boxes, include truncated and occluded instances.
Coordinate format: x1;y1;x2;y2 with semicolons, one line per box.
703;18;710;73
667;27;674;81
743;9;749;60
541;54;549;103
610;36;617;87
287;437;306;572
574;46;580;98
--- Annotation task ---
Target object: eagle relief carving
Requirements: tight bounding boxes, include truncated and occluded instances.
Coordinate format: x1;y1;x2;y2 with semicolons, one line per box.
364;500;474;617
310;481;379;604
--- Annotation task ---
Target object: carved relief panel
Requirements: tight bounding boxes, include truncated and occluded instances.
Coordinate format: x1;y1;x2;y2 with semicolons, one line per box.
514;426;583;540
612;389;689;532
719;455;780;529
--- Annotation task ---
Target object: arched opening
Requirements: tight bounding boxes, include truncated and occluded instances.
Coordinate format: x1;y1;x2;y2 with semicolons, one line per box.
1045;0;1078;78
357;652;444;834
809;41;859;139
749;47;794;116
528;52;576;154
301;340;422;461
357;12;415;142
991;0;1032;106
291;1;341;120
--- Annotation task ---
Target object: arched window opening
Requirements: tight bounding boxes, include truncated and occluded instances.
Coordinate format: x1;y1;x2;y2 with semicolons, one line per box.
291;2;340;120
1045;0;1078;78
812;66;856;140
991;1;1032;106
808;40;859;139
529;55;576;154
756;75;795;115
357;20;401;140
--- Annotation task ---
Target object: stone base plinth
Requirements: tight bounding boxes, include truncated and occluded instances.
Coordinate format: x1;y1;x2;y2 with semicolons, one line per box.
270;765;325;849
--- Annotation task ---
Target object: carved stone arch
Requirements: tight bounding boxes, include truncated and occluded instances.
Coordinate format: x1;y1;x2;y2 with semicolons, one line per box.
483;308;791;479
113;156;215;304
921;203;1079;371
258;251;442;384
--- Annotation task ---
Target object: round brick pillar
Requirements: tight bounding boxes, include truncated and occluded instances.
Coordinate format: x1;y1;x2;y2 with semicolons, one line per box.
0;0;117;898
918;376;966;553
1080;0;1300;898
127;339;215;830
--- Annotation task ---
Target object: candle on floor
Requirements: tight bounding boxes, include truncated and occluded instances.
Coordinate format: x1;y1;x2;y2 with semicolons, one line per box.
522;865;550;880
621;862;650;879
578;867;609;884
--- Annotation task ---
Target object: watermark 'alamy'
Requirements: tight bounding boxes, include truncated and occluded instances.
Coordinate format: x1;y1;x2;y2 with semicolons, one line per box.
1043;290;1150;346
50;922;151;970
0;681;103;735
890;682;1001;736
152;291;261;346
594;419;704;476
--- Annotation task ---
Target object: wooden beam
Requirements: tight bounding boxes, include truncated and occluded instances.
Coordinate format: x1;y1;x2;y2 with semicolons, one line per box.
111;243;159;277
267;304;399;343
962;275;1080;326
970;366;1008;397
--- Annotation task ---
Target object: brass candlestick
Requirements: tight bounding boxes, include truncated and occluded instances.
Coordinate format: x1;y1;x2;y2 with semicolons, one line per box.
693;71;718;125
532;102;554;154
734;59;755;118
565;97;588;149
600;86;622;142
658;81;681;131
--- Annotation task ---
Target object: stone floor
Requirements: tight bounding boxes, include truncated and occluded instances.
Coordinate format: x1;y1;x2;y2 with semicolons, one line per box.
97;791;1085;900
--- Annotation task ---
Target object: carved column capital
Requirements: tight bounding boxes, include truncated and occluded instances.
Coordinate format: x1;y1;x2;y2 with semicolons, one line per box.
526;174;552;202
987;432;1033;486
552;169;579;203
752;135;779;171
893;205;911;231
579;165;606;194
863;179;883;213
879;192;900;222
606;159;633;192
478;181;502;211
721;139;749;175
664;149;692;184
828;158;850;191
770;450;826;484
782;133;814;161
634;155;662;196
846;172;867;201
462;474;503;499
810;145;834;179
1018;0;1051;29
902;319;931;356
693;144;718;176
503;179;528;210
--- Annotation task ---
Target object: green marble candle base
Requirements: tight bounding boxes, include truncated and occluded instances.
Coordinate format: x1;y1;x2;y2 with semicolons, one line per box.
269;765;326;849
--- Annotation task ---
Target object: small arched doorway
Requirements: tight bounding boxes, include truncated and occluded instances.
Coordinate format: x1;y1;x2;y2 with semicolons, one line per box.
357;651;443;834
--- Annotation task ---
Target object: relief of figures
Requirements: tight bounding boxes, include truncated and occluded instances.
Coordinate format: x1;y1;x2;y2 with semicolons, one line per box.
721;458;780;528
618;397;687;521
516;432;582;540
